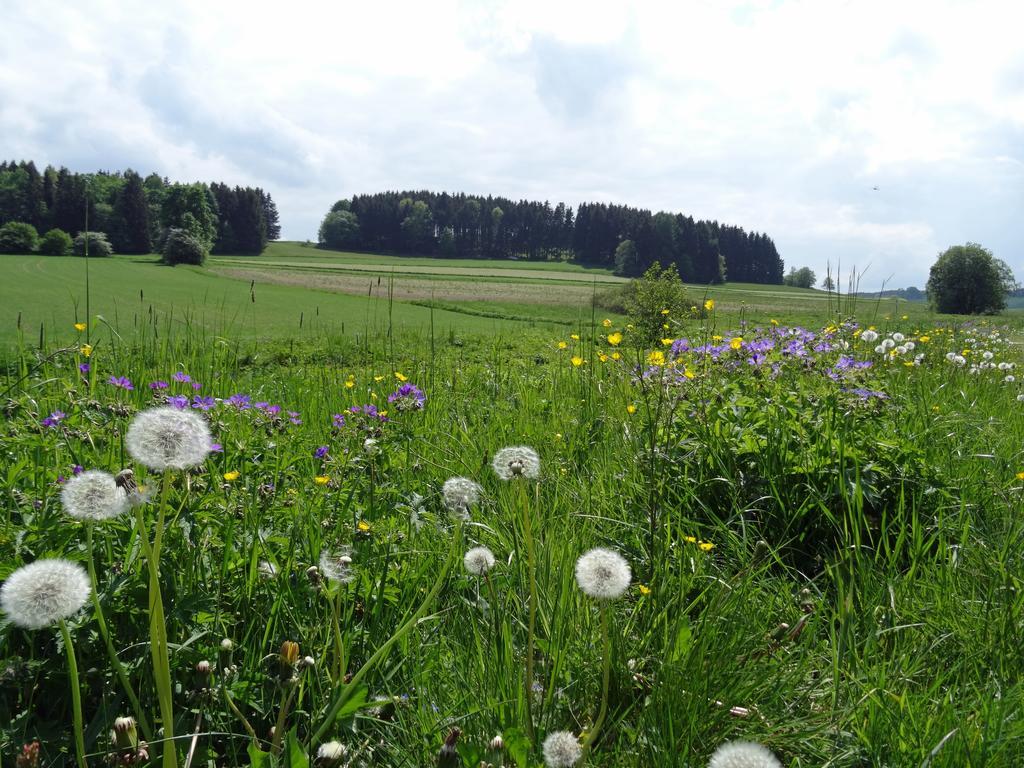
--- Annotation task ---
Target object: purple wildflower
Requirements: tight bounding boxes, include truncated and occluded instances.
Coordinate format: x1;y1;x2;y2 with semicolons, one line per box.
387;383;426;411
844;387;888;400
210;443;223;453
670;338;691;357
72;465;83;475
172;372;192;383
191;381;202;391
332;413;347;428
192;395;216;411
227;394;251;409
78;363;90;375
109;376;134;391
167;395;189;409
41;410;66;428
315;445;330;459
288;411;302;425
149;381;169;390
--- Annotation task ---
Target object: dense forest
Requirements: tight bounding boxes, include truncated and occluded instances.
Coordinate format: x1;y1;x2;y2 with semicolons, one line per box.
319;191;784;283
0;160;280;257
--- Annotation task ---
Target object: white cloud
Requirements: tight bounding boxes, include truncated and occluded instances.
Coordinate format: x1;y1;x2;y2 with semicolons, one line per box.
1;0;1021;288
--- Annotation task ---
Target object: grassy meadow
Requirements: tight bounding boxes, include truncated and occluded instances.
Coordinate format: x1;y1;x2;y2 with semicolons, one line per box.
1;247;1023;767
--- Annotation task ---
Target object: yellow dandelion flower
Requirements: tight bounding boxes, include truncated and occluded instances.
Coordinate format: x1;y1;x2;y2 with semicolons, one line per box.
918;335;930;343
684;368;695;380
770;318;779;326
1017;471;1024;481
607;332;623;346
394;372;408;382
638;584;652;595
598;353;608;363
684;535;697;543
314;475;330;485
661;309;670;315
712;335;723;342
344;378;355;389
730;337;743;350
357;520;371;532
602;318;612;328
223;470;240;482
626;404;637;415
661;338;674;346
80;344;93;357
571;356;584;367
73;322;87;332
704;299;715;311
647;350;665;366
610;352;621;361
558;341;568;350
903;362;914;367
373;375;385;382
698;541;714;551
570;333;580;341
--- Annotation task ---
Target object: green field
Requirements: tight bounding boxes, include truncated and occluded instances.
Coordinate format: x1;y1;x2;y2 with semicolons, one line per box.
0;243;945;349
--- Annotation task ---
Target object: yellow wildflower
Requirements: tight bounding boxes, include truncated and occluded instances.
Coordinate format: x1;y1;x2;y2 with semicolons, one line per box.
80;344;93;357
661;309;670;315
704;299;714;311
661;338;674;346
730;337;743;350
314;475;330;485
570;334;580;341
638;584;652;596
770;318;779;326
571;356;584;367
357;520;371;532
684;535;697;543
607;332;623;346
602;318;612;328
73;322;87;332
1016;471;1024;481
394;372;408;382
647;350;665;366
626;404;637;415
712;335;723;342
223;471;240;482
610;352;621;361
344;378;355;389
698;541;714;551
684;368;695;380
598;353;608;363
373;375;385;382
918;335;930;343
558;341;568;350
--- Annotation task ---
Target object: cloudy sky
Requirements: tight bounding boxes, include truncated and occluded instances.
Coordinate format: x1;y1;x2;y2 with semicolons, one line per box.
2;0;1021;288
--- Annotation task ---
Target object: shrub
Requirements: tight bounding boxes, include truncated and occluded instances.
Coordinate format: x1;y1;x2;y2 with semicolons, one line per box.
162;227;207;266
623;262;698;344
927;242;1014;314
39;228;73;256
73;231;113;257
0;221;40;254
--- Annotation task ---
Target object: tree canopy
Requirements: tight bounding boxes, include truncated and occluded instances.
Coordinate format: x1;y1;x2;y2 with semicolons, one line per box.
926;243;1015;315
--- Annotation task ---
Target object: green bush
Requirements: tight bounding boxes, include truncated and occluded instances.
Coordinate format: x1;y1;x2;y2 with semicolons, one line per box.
38;228;73;256
162;227;207;265
73;231;113;257
0;221;39;254
624;262;699;344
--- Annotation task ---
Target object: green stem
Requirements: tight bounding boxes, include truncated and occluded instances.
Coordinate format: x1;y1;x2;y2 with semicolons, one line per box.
581;605;612;762
59;619;87;768
86;526;154;742
306;521;461;749
143;471;177;768
521;482;538;743
270;685;298;755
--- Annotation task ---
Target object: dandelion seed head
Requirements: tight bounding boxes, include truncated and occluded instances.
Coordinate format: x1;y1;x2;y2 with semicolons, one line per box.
463;546;496;575
61;470;129;521
0;559;91;629
708;740;782;768
318;550;354;583
575;547;631;600
542;731;581;767
492;446;540;480
316;740;348;764
125;407;212;471
860;330;878;343
443;476;482;514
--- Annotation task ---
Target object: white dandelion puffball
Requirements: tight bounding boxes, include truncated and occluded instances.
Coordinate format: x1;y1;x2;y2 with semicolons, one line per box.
126;407;212;471
892;332;905;343
61;470;129;521
463;546;496;575
492;446;540;480
316;740;348;764
443;476;483;512
363;437;380;456
873;345;885;355
318;550;354;583
1;559;91;629
860;329;878;343
708;740;782;768
575;547;632;600
542;731;582;767
881;338;895;351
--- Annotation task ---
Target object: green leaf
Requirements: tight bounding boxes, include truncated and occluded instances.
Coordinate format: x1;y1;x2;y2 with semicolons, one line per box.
285;729;309;768
502;727;532;767
247;743;270;768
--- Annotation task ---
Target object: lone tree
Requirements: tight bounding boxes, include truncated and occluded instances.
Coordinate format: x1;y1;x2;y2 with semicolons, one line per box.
926;243;1016;314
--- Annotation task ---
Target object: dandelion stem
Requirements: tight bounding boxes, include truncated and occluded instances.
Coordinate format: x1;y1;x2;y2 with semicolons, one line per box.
85;525;153;742
306;521;461;750
270;684;298;755
59;618;87;768
521;481;538;743
580;604;612;762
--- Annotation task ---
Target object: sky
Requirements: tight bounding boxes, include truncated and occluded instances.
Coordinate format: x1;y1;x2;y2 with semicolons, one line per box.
1;0;1021;289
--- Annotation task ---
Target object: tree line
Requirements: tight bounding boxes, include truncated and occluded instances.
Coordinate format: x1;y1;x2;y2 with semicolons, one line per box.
319;191;784;284
0;160;280;260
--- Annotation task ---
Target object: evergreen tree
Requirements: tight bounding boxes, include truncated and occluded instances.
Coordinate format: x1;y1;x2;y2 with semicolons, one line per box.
112;170;151;253
260;190;281;240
